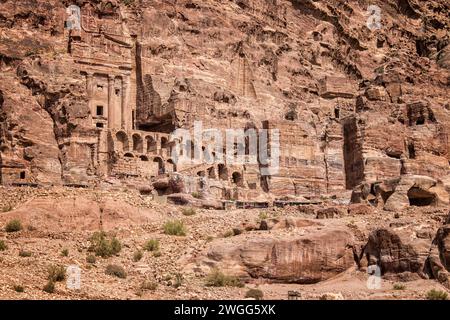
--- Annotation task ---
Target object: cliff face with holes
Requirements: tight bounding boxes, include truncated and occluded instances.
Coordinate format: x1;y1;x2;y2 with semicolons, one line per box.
0;0;449;205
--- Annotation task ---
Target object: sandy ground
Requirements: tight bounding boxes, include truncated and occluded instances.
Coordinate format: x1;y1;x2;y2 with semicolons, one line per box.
0;190;448;300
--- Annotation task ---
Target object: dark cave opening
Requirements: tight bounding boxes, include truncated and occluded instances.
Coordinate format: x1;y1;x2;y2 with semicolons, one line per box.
407;187;436;206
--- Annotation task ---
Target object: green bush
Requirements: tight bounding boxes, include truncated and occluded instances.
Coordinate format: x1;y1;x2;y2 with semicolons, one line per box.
43;281;55;293
174;273;183;288
141;280;158;291
245;288;264;300
88;231;122;258
191;192;201;199
13;285;24;293
86;254;96;264
105;264;127;279
163;220;187;236
48;265;66;282
393;283;406;290
133;250;143;262
258;212;268;221
0;240;7;251
223;230;234;238
205;269;244;288
19;250;32;257
426;289;448;300
153;251;162;258
144;239;160;252
61;249;69;257
121;0;134;6
182;207;197;216
2;205;12;212
5;219;22;232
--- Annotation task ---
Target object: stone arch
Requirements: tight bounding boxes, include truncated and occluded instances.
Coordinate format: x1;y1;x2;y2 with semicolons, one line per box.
232;172;244;187
116;131;129;152
161;136;169;148
132;133;143;153
140;155;149;161
145;135;157;154
153;156;165;175
197;171;205;177
218;164;228;181
124;152;134;158
167;159;177;173
208;167;216;179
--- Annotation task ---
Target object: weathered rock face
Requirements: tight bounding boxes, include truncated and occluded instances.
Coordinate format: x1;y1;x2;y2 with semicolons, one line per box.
362;228;431;276
0;0;449;204
429;223;450;287
353;175;450;211
189;222;356;283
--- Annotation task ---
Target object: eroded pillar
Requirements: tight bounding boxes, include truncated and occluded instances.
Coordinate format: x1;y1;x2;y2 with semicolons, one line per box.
86;72;94;116
108;75;115;129
121;76;130;130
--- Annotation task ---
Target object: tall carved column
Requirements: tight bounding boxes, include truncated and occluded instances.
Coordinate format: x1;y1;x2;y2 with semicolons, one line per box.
86;72;94;117
108;75;115;129
121;76;130;130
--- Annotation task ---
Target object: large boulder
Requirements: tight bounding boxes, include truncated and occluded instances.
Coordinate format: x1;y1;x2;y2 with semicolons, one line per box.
362;228;431;277
382;175;448;211
188;223;356;284
429;225;450;287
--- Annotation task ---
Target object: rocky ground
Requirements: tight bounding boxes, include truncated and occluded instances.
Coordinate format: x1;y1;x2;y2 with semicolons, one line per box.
0;186;449;300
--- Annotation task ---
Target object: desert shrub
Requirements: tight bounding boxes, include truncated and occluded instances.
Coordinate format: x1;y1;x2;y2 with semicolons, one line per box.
153;251;162;258
258;212;268;221
174;273;183;288
5;219;22;233
61;249;69;257
245;288;264;300
13;285;24;293
88;231;122;258
182;207;197;216
27;225;37;231
105;264;127;279
232;228;243;236
141;280;158;291
223;230;234;238
205;269;244;288
191;192;201;199
426;289;448;300
0;240;7;251
2;205;12;212
19;250;32;257
86;254;96;264
393;283;406;290
163;220;187;236
48;265;66;282
43;281;55;293
121;0;134;6
133;250;143;262
144;239;160;252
